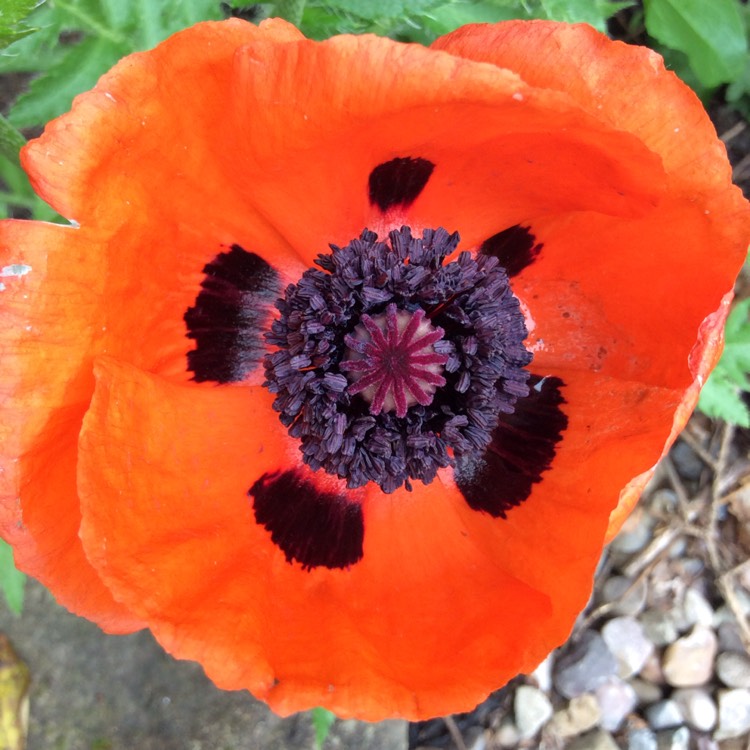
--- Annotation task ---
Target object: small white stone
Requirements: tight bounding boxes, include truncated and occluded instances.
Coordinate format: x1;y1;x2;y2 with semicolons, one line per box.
551;693;601;738
672;588;714;631
530;652;555;693
671;688;717;732
662;626;717;687
640;610;679;647
715;688;750;740
601;617;653;679
645;699;684;730
595;677;637;731
495;718;520;748
514;685;553;740
716;651;750;689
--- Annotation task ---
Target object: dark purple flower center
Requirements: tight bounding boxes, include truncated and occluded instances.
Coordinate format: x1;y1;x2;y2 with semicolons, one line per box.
263;226;532;494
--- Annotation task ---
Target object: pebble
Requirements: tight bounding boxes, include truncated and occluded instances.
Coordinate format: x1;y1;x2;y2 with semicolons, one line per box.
567;729;620;750
671;688;717;731
639;651;666;685
716;651;750;689
628;728;658;750
530;652;554;693
495;718;520;749
514;685;553;740
716;618;746;653
609;506;653;555
551;693;600;738
640;610;679;647
601;617;654;679
672;588;714;631
662;626;717;687
656;726;690;750
602;576;648;617
554;631;619;699
715;688;750;740
645;699;684;730
649;488;678;517
630;677;664;706
669;440;703;481
595;677;637;731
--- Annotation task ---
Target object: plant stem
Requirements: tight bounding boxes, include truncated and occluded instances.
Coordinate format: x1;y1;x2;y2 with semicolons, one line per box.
272;0;306;27
0;115;26;168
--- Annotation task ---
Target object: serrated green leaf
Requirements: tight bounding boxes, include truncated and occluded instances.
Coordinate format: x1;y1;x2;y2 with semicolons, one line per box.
0;3;65;74
418;1;523;40
322;0;439;19
537;0;633;31
643;0;747;88
9;34;126;128
0;0;42;50
699;298;750;426
0;540;25;615
311;707;336;750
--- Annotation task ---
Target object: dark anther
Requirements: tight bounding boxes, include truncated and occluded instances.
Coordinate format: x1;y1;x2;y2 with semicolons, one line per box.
368;157;435;212
264;226;532;494
185;245;280;383
250;469;364;570
480;226;543;278
455;375;567;516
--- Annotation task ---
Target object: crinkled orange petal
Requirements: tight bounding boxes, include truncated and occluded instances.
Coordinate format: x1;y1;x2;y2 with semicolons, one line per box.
432;21;750;537
76;359;547;719
432;21;732;191
23;19;302;236
0;222;141;632
222;31;668;259
76;356;687;719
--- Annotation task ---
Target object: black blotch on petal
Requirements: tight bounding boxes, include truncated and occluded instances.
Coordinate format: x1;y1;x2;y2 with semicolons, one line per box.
250;469;364;570
368;157;435;212
184;245;280;384
455;375;567;518
480;226;543;278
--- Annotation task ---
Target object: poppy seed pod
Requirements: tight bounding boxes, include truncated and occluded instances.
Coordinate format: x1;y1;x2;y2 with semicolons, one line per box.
1;18;748;721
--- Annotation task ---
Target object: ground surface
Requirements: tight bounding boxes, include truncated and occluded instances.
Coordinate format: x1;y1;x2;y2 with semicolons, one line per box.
0;583;407;750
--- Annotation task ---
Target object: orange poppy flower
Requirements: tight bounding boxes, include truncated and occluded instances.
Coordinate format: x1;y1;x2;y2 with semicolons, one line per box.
1;18;748;721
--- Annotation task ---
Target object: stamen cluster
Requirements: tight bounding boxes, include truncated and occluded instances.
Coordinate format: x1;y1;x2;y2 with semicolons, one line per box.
264;227;531;493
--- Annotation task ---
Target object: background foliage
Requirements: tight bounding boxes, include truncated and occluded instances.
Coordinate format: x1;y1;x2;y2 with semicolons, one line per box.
0;6;749;736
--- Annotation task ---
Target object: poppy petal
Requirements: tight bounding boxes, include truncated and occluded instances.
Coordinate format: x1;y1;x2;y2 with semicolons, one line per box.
0;221;141;632
367;157;436;212
454;374;567;516
250;469;364;570
184;244;282;384
432;21;732;190
76;359;557;718
225;31;667;260
480;225;544;277
22;19;303;238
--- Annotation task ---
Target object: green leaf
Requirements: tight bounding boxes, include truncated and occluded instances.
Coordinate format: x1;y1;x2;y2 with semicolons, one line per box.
537;0;633;31
643;0;748;88
311;707;336;750
699;298;750;427
0;540;25;616
9;34;126;128
0;0;42;50
322;0;439;20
